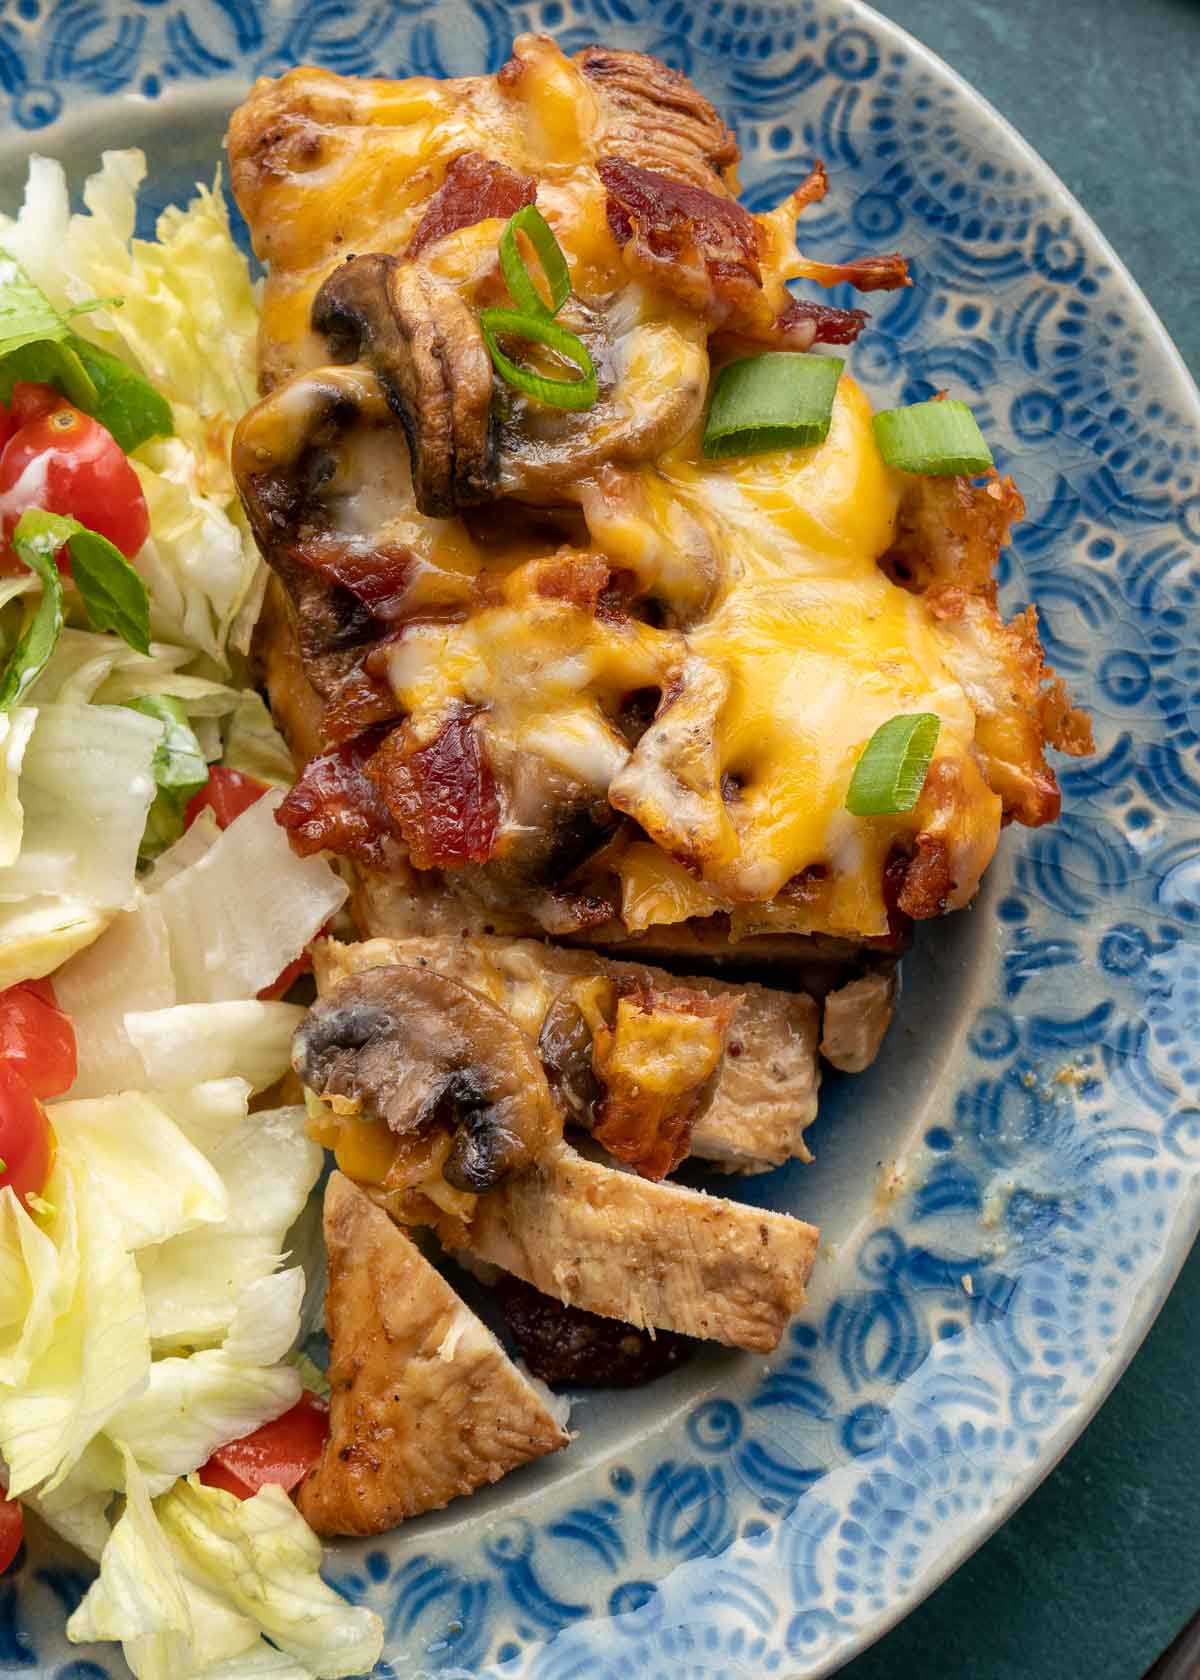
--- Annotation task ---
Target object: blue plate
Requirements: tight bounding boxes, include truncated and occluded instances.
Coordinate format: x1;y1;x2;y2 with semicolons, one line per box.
3;2;1199;1675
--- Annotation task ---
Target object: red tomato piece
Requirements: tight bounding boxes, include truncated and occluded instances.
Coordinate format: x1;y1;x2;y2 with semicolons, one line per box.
0;403;13;457
184;766;270;832
0;1495;22;1574
0;981;76;1099
198;1392;329;1500
0;1065;53;1204
0;404;150;561
9;382;67;430
257;948;314;1002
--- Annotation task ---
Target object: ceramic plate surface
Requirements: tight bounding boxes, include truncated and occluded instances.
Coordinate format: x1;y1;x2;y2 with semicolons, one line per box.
2;1;1199;1676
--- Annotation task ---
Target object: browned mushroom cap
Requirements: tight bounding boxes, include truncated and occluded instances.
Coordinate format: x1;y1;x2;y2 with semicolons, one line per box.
312;254;496;518
293;963;561;1192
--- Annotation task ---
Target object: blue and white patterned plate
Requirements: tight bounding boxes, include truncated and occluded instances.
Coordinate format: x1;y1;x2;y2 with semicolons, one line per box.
3;1;1199;1675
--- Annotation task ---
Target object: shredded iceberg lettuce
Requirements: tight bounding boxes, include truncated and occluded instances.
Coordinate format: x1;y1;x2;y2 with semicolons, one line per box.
0;148;384;1680
68;1454;382;1680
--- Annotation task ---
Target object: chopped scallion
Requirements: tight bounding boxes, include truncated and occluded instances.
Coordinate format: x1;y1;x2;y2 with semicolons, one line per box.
845;712;941;816
872;398;993;476
702;352;844;460
480;307;598;411
499;205;570;321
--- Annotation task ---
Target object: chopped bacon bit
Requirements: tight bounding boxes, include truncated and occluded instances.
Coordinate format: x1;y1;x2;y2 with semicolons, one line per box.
276;730;402;867
366;713;499;871
599;157;763;328
322;659;400;745
790;159;829;213
592;982;738;1179
533;553;612;613
792;250;910;293
895;833;953;920
291;539;415;622
406;151;536;259
775;295;871;345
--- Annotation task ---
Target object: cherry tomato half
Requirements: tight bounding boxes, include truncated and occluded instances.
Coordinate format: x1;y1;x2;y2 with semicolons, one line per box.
0;981;76;1099
185;767;270;832
0;1496;23;1575
198;1391;330;1500
0;1064;53;1205
0;403;13;458
0;404;149;561
9;381;67;431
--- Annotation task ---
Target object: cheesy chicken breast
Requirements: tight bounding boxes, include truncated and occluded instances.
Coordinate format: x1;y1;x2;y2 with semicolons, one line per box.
228;34;1087;968
224;35;1092;1533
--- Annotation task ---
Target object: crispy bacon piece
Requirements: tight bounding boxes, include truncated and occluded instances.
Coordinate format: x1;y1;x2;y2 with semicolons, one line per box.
290;540;415;622
494;1274;694;1388
599;158;763;329
366;712;499;871
774;296;870;346
533;552;612;613
793;251;910;293
591;982;739;1179
406;151;536;259
322;660;400;745
276;731;403;867
880;471;1092;826
530;551;634;624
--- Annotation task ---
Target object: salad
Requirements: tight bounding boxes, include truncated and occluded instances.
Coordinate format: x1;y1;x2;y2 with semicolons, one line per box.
0;151;383;1678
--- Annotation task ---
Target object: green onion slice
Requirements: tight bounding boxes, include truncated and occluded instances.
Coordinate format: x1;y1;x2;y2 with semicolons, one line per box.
872;398;994;476
480;307;598;411
499;205;571;321
845;712;941;816
702;352;844;460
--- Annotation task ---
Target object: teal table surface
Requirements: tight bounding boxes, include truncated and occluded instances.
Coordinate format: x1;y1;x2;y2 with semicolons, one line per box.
842;2;1200;1676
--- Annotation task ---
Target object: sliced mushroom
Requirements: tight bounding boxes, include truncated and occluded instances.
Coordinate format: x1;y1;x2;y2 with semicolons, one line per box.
293;963;561;1192
312;254;496;518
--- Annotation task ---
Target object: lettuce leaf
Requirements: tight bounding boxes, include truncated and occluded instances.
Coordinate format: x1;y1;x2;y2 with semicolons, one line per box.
47;1091;227;1251
69;1454;382;1680
0;893;109;989
0;701;158;909
0;707;35;868
52;893;175;1097
0;1154;150;1495
152;791;347;1003
106;1352;300;1497
222;1268;306;1368
0;153;264;670
28;627;241;715
158;1479;383;1679
221;690;296;789
126;1002;304;1092
137;1099;321;1350
0;1180;73;1387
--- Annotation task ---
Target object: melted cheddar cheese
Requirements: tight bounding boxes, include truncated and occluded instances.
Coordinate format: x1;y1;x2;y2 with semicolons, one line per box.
231;35;1014;942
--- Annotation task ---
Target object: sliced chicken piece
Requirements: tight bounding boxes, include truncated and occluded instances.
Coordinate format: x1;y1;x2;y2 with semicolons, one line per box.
297;1173;568;1536
450;1141;818;1352
315;934;820;1173
820;969;898;1073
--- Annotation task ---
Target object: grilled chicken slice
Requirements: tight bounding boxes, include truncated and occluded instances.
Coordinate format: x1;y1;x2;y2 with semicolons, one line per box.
297;1173;568;1536
820;969;898;1073
450;1141;818;1352
315;934;822;1173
